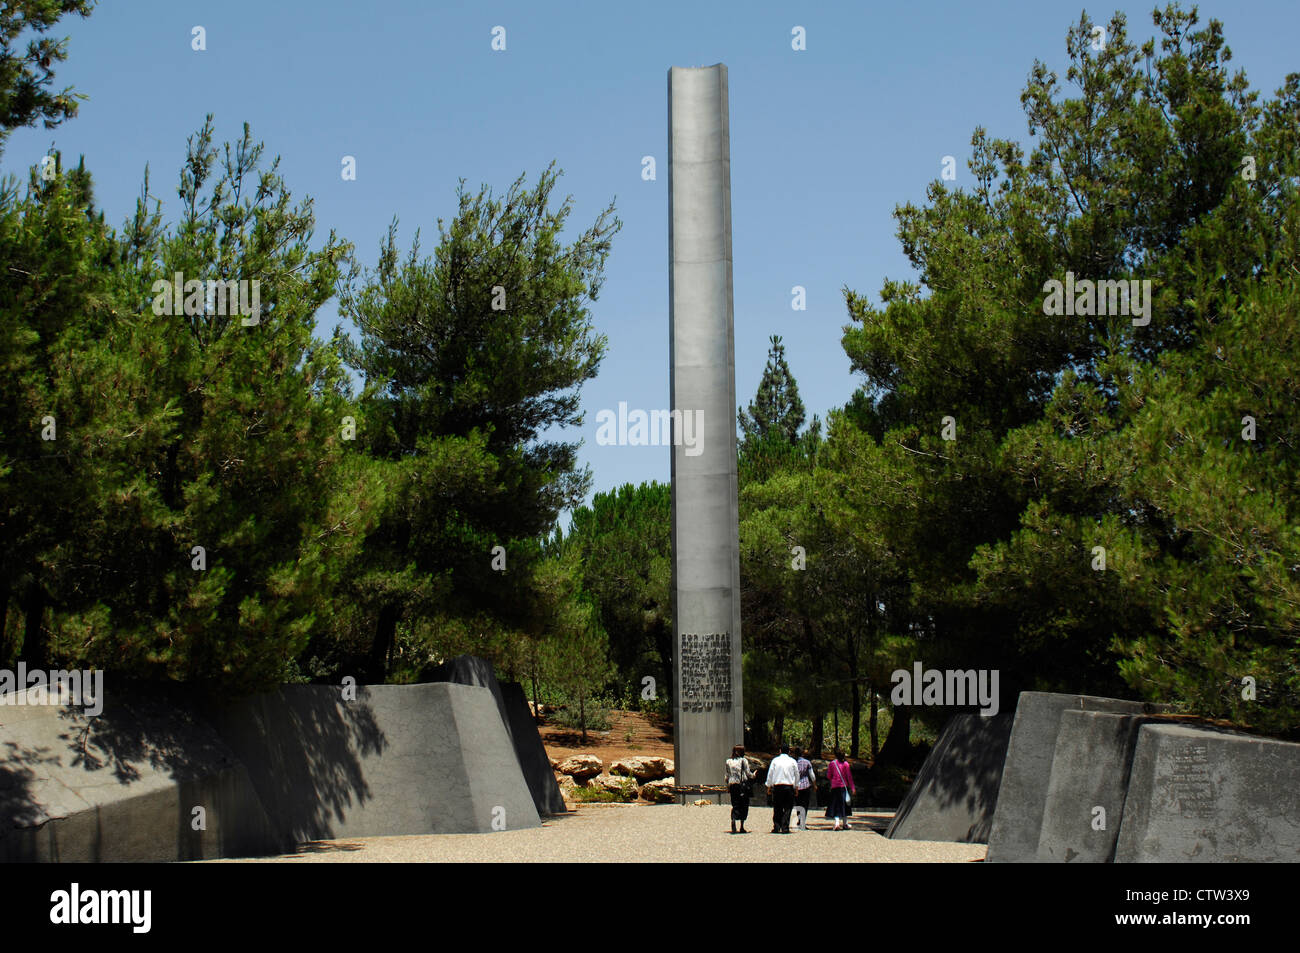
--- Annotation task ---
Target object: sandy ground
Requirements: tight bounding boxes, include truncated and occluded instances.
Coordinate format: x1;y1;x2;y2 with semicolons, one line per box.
210;803;987;863
538;709;675;766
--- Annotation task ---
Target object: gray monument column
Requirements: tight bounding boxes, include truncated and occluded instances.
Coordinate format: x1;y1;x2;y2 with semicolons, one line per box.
668;64;744;801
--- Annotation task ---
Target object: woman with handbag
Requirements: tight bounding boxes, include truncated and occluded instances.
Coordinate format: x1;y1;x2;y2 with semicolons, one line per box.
724;744;755;834
827;749;855;831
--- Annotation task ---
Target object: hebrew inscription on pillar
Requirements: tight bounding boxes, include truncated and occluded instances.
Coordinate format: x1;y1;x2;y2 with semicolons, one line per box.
678;632;733;713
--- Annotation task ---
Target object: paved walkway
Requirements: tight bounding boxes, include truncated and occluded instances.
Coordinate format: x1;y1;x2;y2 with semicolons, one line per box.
213;804;987;863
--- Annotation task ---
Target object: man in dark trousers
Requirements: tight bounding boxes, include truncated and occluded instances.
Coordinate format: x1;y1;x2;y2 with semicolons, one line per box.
765;743;799;833
793;747;816;830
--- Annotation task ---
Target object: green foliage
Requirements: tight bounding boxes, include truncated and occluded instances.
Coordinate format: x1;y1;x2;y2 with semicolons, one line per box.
0;152;121;664
8;118;356;690
0;7;623;698
570;779;634;803
739;334;806;446
551;698;612;734
1110;271;1300;730
539;579;614;740
0;0;93;155
740;432;912;757
0;104;622;695
559;481;671;701
738;335;822;487
838;4;1300;732
330;163;621;681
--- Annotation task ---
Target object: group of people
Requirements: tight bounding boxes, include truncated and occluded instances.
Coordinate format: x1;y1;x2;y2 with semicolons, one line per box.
723;744;856;834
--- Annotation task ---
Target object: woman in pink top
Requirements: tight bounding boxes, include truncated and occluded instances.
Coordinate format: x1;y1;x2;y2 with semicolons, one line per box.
826;750;855;831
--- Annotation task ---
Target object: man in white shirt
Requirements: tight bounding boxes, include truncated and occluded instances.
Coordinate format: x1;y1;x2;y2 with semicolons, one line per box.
765;744;799;833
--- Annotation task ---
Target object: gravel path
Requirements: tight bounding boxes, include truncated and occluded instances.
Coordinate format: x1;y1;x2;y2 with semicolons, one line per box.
212;804;987;863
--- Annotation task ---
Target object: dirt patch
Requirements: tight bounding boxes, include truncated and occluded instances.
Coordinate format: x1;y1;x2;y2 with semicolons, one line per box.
539;709;673;766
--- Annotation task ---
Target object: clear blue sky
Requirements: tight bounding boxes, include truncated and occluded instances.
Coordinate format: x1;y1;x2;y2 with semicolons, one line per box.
4;0;1296;510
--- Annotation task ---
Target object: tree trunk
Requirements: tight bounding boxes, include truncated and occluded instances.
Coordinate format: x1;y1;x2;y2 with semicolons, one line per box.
579;689;587;743
367;605;397;683
810;710;824;759
21;582;47;669
878;704;911;765
0;573;11;660
846;629;862;758
869;685;879;760
850;678;861;760
530;674;541;724
773;712;785;749
833;709;839;752
654;623;673;709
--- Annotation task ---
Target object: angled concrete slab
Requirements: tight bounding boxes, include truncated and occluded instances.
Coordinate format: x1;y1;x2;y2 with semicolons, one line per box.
0;689;277;862
429;654;566;816
886;712;1014;843
2;679;541;861
1036;710;1169;863
208;682;540;842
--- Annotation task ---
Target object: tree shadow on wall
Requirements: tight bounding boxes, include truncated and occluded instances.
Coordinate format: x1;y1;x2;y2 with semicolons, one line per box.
1;688;274;860
198;684;387;849
0;684;387;859
886;711;1015;843
0;741;59;861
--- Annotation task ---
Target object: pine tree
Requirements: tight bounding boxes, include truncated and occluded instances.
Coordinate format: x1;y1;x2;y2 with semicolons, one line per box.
21;118;359;691
0;0;93;156
561;481;672;702
0;152;122;667
336;162;620;681
836;5;1300;731
534;548;613;741
738;334;806;446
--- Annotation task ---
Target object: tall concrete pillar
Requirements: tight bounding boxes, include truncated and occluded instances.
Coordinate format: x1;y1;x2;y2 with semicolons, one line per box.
668;64;743;800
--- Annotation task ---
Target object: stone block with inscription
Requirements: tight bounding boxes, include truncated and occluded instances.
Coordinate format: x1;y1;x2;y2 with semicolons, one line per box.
1114;723;1300;863
986;692;1163;863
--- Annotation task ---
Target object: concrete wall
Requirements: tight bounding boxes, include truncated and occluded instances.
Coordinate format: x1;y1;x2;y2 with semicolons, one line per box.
207;683;540;842
1035;710;1165;863
983;694;1299;863
0;689;278;862
429;655;566;815
1115;723;1300;863
886;713;1014;843
985;692;1161;863
1;680;541;861
668;63;745;797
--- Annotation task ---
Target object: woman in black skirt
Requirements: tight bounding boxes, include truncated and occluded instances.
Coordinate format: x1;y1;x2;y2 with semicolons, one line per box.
724;744;755;834
826;749;856;830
